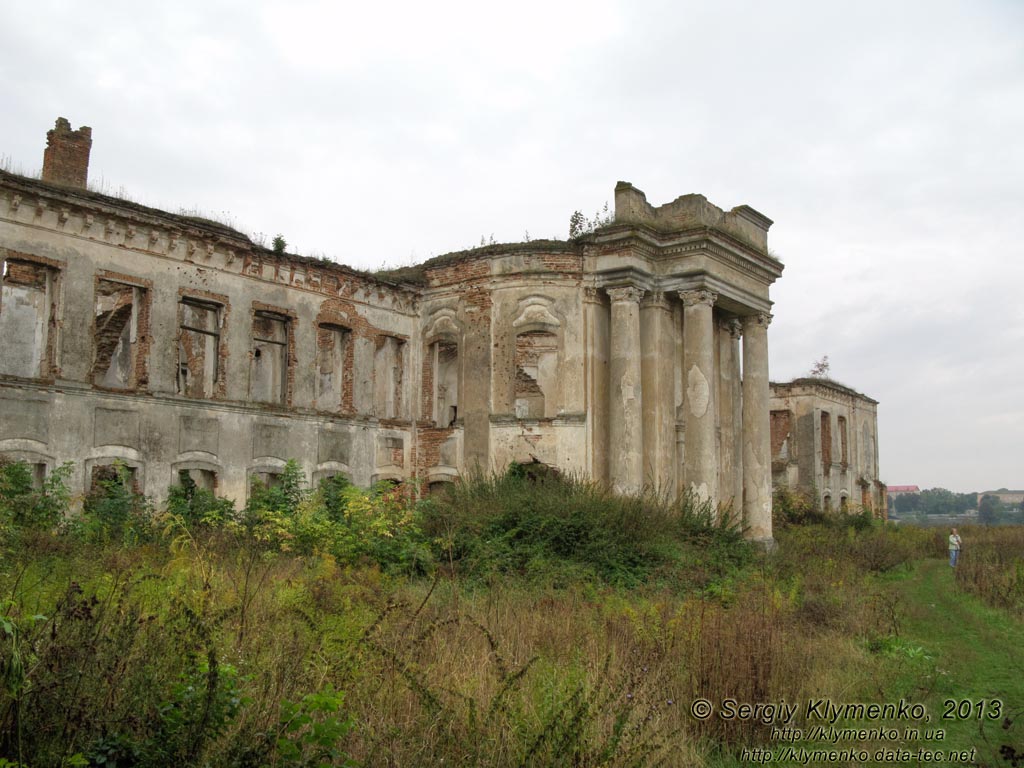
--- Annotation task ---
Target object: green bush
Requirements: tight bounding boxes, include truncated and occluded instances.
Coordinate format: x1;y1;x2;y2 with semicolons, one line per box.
425;465;742;587
167;472;236;529
78;461;154;544
0;459;72;531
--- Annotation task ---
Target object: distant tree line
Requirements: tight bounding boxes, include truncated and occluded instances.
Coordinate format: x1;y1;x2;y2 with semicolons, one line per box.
890;488;1024;525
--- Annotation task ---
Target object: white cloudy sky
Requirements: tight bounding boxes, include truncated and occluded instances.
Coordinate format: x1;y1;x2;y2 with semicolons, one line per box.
3;0;1022;493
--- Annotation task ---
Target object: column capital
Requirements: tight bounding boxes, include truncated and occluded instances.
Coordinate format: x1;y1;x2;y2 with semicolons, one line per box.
606;286;645;304
679;289;717;308
743;312;773;329
722;318;744;340
640;291;671;311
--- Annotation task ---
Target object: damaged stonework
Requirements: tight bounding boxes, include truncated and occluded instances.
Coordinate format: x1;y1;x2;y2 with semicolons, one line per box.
0;120;787;543
769;378;886;518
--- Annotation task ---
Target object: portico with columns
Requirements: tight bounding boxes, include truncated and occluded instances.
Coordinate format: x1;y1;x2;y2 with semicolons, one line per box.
588;182;784;545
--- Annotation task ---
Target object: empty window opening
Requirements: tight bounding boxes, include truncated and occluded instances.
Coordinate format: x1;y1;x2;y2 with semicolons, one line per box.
374;335;406;419
820;411;832;472
433;341;459;426
376;435;405;469
251;311;289;404
514;331;558;419
839;495;849;513
178;299;221;398
316;324;350;410
837;415;848;466
428;481;452;497
0;457;46;490
178;468;217;493
92;279;145;389
1;259;56;378
251;470;282;490
90;463;139;494
822;493;832;513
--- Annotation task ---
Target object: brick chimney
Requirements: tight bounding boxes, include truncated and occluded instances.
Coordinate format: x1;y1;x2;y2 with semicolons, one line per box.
42;117;92;188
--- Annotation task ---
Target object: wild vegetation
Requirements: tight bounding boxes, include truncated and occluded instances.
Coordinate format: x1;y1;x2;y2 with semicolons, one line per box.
0;460;1021;767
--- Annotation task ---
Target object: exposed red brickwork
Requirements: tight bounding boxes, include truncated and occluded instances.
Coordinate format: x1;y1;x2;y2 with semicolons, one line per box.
42;118;92;188
770;410;791;459
540;253;583;274
415;426;456;476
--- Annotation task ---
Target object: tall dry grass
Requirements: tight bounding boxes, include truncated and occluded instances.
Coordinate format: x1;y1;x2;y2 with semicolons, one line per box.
953;525;1024;613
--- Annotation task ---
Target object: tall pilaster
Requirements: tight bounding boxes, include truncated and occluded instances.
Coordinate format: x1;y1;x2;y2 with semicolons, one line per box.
680;289;718;505
742;312;773;544
607;286;644;494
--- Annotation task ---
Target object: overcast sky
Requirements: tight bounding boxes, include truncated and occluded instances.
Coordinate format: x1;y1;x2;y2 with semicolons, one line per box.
3;0;1021;493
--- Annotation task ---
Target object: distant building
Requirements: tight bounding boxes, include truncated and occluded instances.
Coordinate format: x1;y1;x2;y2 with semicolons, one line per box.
769;378;886;517
887;485;920;495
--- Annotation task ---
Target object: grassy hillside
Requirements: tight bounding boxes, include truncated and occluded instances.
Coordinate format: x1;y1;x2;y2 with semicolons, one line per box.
0;461;1020;767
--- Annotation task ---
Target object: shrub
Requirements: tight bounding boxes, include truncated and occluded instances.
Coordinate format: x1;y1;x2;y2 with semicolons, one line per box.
425;465;742;587
167;471;236;529
0;459;72;531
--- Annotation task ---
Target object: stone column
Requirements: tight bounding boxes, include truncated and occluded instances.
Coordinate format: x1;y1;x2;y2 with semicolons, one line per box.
742;312;773;545
607;286;644;494
680;290;718;505
640;292;676;495
718;318;744;523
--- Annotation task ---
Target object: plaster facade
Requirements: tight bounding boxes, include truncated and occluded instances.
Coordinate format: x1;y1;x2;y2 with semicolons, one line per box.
769;378;886;517
0;120;785;542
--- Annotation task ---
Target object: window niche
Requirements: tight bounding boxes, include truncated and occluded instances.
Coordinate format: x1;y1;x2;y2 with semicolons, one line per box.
837;415;848;467
92;279;147;389
820;411;832;472
0;258;59;379
315;323;350;411
177;298;222;398
513;330;559;419
250;311;290;404
431;340;459;427
374;335;406;419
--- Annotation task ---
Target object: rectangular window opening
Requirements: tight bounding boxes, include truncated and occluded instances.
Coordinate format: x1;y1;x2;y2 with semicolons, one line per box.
92;279;146;389
316;323;350;411
251;311;289;404
0;259;57;378
178;298;221;398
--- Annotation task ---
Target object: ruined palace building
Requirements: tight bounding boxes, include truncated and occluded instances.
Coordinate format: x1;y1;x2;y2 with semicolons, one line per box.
0;118;886;543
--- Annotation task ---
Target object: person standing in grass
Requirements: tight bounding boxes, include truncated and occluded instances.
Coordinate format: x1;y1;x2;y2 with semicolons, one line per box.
949;528;962;567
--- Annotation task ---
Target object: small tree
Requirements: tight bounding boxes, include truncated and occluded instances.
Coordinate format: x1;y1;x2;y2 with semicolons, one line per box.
272;234;287;254
978;494;1003;525
809;355;830;378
